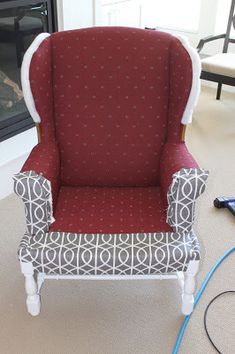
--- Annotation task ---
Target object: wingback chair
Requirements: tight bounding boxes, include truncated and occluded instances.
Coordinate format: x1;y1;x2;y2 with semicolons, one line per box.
14;27;208;316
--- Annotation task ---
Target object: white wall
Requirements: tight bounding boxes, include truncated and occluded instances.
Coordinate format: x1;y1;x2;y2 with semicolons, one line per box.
215;0;234;35
57;0;94;30
94;0;220;48
57;0;233;52
204;0;235;55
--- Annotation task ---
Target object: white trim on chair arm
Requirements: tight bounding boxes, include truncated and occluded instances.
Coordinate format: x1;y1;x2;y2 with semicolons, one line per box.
21;32;51;123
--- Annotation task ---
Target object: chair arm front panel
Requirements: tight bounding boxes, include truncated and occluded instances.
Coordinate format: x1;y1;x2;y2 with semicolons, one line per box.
160;143;208;232
21;141;60;205
160;142;198;206
14;171;55;235
13;142;60;235
167;168;209;233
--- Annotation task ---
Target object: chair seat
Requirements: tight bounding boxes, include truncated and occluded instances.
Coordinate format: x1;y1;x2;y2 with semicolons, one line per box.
19;231;200;275
201;53;235;78
50;186;172;234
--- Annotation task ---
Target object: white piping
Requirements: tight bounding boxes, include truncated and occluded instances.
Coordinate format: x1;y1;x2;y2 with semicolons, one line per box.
41;273;178;281
21;33;51;123
173;34;201;125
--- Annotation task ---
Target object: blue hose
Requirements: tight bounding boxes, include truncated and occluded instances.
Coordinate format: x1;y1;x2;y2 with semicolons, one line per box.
172;246;235;354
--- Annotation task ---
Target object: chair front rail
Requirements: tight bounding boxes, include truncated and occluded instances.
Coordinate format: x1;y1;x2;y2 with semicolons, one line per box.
36;272;180;294
22;260;199;316
38;272;179;283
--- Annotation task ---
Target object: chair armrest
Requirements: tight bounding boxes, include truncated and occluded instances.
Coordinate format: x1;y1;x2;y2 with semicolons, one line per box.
160;142;198;207
197;34;226;53
13;142;60;235
160;143;209;233
21;141;60;205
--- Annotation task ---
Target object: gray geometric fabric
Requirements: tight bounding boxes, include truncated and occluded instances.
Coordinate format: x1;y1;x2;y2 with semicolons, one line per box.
13;171;55;235
167;168;209;233
19;231;200;275
15;168;207;276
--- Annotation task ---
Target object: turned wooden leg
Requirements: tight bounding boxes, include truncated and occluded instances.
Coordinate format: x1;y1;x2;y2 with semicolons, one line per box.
181;260;199;315
20;262;41;316
177;271;184;292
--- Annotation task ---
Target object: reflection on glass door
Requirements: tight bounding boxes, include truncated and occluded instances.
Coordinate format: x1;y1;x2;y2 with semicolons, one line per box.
0;3;48;124
0;0;56;141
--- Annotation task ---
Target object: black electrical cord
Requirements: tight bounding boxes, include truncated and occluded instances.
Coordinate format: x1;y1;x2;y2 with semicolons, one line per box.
204;290;235;354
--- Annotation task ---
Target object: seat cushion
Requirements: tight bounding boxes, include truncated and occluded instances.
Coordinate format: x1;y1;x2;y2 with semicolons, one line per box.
50;186;172;234
19;231;199;275
201;53;235;78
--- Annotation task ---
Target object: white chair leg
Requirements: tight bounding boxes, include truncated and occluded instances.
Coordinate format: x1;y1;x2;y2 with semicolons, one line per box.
20;262;41;316
181;260;199;315
177;271;184;292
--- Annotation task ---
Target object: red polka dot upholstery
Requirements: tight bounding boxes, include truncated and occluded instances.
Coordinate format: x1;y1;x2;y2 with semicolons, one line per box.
50;186;172;234
29;27;193;187
52;28;171;187
24;27;199;235
22;141;60;206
